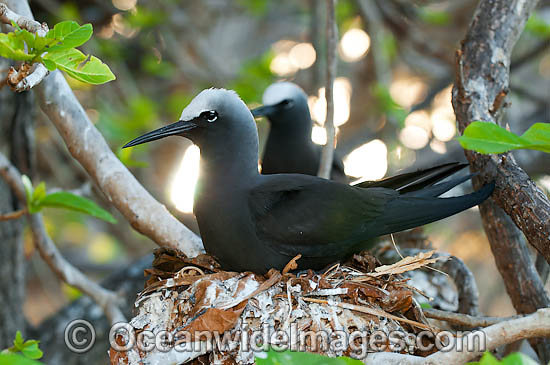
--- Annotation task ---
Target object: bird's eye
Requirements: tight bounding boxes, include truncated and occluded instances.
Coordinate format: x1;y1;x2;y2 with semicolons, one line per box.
202;110;218;123
279;99;293;109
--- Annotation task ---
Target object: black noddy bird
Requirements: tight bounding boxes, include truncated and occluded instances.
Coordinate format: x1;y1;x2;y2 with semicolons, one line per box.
123;88;494;274
251;82;348;182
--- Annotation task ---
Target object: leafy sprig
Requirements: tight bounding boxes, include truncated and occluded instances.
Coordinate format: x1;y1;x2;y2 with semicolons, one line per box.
22;175;117;223
0;20;115;84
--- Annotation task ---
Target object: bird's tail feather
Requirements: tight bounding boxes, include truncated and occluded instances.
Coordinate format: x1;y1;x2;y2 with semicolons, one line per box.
407;174;474;198
376;182;494;236
353;162;467;193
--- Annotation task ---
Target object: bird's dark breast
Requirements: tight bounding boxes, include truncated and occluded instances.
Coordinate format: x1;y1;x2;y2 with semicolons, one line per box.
193;187;285;273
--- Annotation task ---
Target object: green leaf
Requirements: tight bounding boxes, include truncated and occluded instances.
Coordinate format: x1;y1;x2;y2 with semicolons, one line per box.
39;192;117;223
41;58;57;71
16;29;36;50
20;343;42;360
521;123;550;152
21;175;33;206
45;21;93;52
0;32;35;61
32;182;47;204
13;331;24;350
458;121;550;154
469;352;539;365
0;353;42;365
419;8;451;26
256;350;363;365
43;48;116;84
501;353;538;365
525;12;550;39
475;352;500;365
21;175;43;213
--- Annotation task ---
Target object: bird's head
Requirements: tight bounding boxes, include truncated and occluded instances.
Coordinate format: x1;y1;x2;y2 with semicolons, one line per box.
123;88;258;150
251;82;310;125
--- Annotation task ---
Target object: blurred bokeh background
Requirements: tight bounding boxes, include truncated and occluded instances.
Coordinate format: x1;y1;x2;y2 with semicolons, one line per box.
22;0;549;326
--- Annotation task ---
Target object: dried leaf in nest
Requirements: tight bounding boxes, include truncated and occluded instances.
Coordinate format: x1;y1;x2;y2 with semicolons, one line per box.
151;247;220;275
113;249;446;364
369;250;444;277
181;301;248;340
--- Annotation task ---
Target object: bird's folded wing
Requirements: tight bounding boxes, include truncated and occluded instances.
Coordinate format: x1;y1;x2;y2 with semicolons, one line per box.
248;175;397;257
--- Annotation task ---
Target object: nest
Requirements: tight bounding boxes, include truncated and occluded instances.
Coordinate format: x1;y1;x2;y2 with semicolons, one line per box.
110;246;449;364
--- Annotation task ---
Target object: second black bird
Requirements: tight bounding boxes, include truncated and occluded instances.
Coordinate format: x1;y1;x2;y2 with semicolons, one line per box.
252;82;348;182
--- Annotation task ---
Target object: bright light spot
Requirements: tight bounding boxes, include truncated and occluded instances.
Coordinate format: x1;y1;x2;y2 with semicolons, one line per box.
432;118;456;142
405;110;431;133
289;43;316;69
433;85;453;109
112;13;138;38
310;77;352;127
431;106;456;142
270;53;298;76
311;125;327;145
390;77;428;109
430;139;447;154
539;175;550;192
271;40;297;53
399;125;429;150
170;145;200;213
112;0;136;11
344;139;388;180
339;28;371;62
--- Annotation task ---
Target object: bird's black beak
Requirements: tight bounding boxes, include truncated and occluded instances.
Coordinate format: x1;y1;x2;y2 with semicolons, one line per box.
251;104;278;118
122;120;197;148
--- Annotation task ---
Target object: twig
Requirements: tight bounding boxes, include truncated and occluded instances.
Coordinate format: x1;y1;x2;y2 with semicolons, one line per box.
364;308;550;365
0;2;50;92
0;152;125;324
355;0;391;85
0;3;48;36
302;297;436;332
0;208;26;221
422;308;516;328
13;64;49;92
317;0;337;179
385;248;481;317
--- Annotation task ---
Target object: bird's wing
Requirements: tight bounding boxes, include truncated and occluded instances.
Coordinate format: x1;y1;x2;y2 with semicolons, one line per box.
249;174;397;258
249;172;494;259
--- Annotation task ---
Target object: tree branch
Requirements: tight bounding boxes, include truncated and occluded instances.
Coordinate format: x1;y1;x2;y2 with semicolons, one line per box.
365;308;550;365
0;3;47;36
0;208;25;221
451;0;550;361
422;308;514;328
0;152;125;324
452;0;550;262
317;0;337;179
0;0;204;256
0;3;50;91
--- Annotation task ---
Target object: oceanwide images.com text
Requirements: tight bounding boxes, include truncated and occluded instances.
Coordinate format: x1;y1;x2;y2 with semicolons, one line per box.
106;322;486;359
